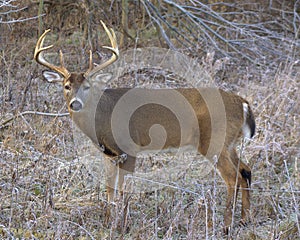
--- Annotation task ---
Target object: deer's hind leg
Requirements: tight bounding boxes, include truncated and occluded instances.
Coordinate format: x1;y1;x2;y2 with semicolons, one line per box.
216;149;243;233
230;149;251;225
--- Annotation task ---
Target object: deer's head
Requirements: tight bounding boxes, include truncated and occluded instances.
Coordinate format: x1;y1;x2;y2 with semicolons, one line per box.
34;21;119;114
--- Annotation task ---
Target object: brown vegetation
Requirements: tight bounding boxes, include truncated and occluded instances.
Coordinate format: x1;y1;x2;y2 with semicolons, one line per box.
0;0;299;239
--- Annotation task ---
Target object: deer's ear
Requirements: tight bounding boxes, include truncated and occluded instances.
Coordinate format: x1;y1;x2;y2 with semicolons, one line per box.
42;70;63;83
94;72;113;84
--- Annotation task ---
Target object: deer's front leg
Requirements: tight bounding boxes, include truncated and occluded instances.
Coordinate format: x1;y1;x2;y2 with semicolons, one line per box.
105;155;136;202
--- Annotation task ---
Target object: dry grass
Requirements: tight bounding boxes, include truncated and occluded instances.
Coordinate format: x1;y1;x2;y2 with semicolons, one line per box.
0;1;299;239
0;41;299;239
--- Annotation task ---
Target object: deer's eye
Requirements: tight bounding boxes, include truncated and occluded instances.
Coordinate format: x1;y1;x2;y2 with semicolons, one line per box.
83;85;90;91
64;85;71;91
82;82;91;91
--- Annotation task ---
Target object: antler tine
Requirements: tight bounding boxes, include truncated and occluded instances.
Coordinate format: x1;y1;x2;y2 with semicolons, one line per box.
84;21;119;77
34;29;70;79
86;50;93;75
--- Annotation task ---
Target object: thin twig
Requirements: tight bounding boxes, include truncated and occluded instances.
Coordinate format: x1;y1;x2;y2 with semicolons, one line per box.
0;111;69;129
283;160;300;237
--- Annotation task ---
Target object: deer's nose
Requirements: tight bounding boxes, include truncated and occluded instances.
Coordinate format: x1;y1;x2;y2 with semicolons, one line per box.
69;98;83;112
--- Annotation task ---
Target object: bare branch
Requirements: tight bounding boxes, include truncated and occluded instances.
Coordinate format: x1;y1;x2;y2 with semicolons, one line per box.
0;111;69;129
0;0;41;24
140;0;300;66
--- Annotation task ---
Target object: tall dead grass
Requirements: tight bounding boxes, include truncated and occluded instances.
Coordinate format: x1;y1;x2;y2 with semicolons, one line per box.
0;46;299;238
0;1;299;239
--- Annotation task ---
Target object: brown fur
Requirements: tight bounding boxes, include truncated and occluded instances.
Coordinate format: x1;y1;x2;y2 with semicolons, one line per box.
34;27;255;233
51;72;256;232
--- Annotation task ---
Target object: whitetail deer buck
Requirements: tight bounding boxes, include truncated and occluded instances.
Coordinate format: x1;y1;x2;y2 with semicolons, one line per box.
34;21;255;233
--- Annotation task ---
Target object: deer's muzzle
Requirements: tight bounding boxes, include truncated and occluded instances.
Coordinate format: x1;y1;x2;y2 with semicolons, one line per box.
69;98;84;112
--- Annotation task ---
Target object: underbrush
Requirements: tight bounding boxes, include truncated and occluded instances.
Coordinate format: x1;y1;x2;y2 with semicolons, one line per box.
1;42;299;239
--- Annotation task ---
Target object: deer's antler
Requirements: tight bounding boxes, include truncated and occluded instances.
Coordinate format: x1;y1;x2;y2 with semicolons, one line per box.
84;21;119;78
34;29;70;81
